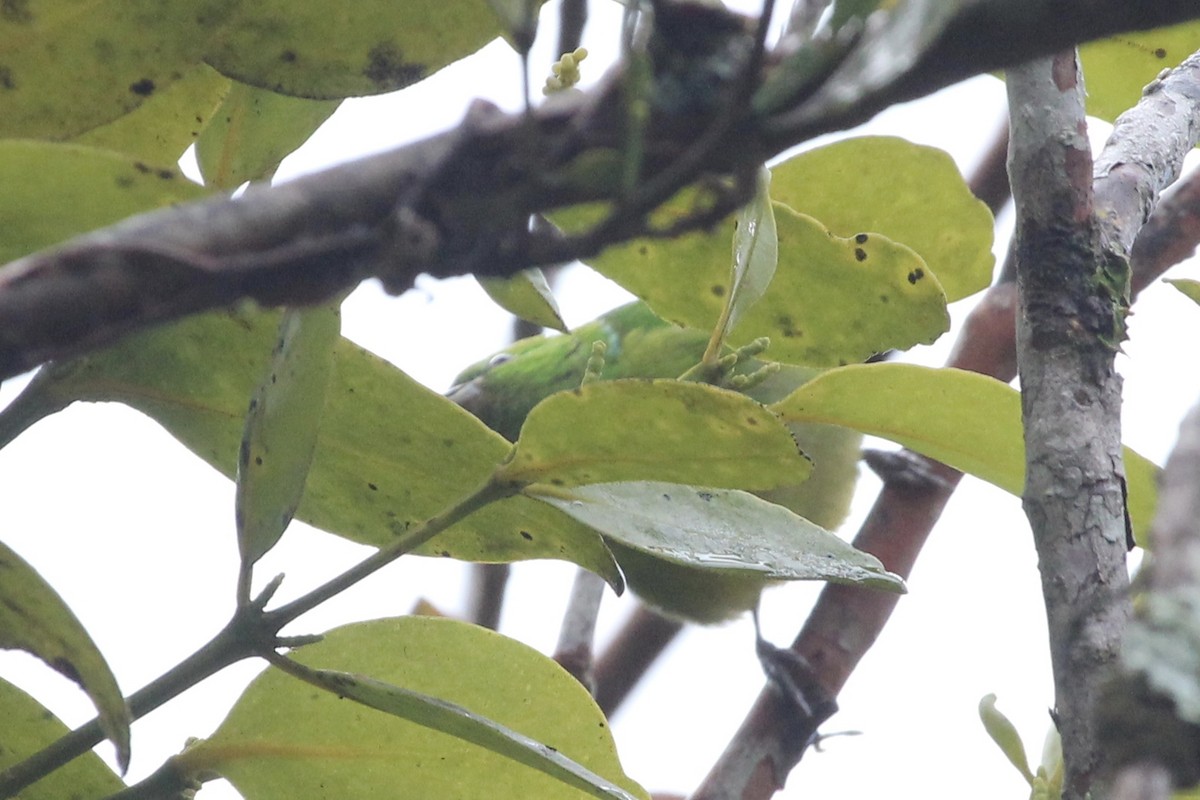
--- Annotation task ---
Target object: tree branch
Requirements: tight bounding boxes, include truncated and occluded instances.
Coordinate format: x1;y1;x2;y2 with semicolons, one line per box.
1;2;1199;382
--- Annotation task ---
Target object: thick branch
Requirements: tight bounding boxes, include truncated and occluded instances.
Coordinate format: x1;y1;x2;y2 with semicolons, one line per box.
1;1;1199;381
1008;51;1130;800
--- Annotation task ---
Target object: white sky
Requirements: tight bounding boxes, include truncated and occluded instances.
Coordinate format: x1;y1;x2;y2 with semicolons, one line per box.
3;4;1200;799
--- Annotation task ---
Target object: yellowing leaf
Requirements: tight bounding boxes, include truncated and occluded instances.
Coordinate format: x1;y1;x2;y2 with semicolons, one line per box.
1079;21;1200;122
770;136;994;302
771;363;1159;543
0;541;130;770
0;677;124;799
1167;278;1200;306
0;309;621;584
495;380;812;489
0;141;208;263
570;203;949;366
477;269;569;333
237;304;340;567
197;81;341;189
978;694;1035;785
184;617;648;800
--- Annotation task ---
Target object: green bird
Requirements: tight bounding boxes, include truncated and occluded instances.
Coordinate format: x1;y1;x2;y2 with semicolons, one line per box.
447;301;863;623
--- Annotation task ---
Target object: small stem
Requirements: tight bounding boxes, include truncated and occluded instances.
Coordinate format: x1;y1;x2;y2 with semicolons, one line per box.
553;568;608;689
266;476;515;628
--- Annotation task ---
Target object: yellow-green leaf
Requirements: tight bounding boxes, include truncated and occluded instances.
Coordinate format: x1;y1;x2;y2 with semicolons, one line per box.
72;64;232;166
237;304;340;568
0;677;124;799
477;269;569;333
770;136;995;302
495;379;812;489
0;309;621;584
196;81;340;188
1166;278;1200;306
0;541;130;771
1079;21;1200;123
771;363;1160;544
0;0;223;139
204;0;524;99
978;694;1034;785
720;165;779;340
0;140;209;263
569;203;949;366
183;617;648;800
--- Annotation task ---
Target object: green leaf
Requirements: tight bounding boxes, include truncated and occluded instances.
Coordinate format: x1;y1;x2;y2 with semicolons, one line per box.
495;379;812;489
770;136;995;302
205;0;525;99
1166;278;1200;306
196;81;341;188
477;269;569;333
72;64;232;166
0;309;621;584
721;166;779;340
183;617;648;800
770;363;1160;544
528;480;904;592
0;676;124;798
237;304;340;568
978;694;1034;785
0;0;223;139
0;541;131;771
1079;21;1200;122
0;140;209;263
567;203;948;366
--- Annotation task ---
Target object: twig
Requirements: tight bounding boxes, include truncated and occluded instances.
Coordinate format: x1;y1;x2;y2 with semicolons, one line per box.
554;568;610;689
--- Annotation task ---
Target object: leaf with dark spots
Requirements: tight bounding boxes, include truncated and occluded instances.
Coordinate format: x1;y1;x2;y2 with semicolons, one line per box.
128;78;155;96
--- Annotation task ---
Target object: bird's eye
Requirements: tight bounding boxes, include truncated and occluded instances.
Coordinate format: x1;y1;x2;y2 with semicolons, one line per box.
488;353;514;368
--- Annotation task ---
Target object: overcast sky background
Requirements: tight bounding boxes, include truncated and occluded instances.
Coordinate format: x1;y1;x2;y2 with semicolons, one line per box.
3;3;1200;799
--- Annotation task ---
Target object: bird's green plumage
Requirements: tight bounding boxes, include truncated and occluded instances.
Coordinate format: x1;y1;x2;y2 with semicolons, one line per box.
447;301;863;622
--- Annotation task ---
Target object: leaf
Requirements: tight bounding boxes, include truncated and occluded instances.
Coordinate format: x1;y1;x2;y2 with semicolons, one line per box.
204;0;528;99
0;140;209;263
0;309;621;583
495;379;813;489
978;694;1034;785
0;676;124;798
182;617;648;800
1079;21;1200;122
196;81;341;188
720;165;779;340
770;363;1160;544
237;304;340;568
72;64;232;166
770;136;995;302
477;269;569;333
527;481;905;593
564;203;949;366
1167;278;1200;306
0;0;224;139
0;540;131;771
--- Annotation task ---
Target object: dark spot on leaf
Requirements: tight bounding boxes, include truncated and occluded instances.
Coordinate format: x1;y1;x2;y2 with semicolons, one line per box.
745;416;758;426
1155;48;1167;59
0;67;14;90
51;658;83;684
697;490;714;501
880;295;889;303
550;478;564;486
662;493;672;501
114;175;134;189
442;438;455;448
156;168;174;180
363;41;425;88
255;456;263;466
1;0;32;23
520;530;533;541
907;268;925;284
129;78;155;97
385;510;396;518
855;233;869;244
638;245;648;256
368;482;378;491
711;284;726;297
280;49;298;63
132;161;151;174
439;550;451;557
854;247;867;262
